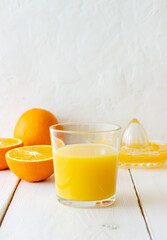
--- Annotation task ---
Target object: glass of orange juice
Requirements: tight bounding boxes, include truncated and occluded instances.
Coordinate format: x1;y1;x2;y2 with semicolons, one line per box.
50;123;121;208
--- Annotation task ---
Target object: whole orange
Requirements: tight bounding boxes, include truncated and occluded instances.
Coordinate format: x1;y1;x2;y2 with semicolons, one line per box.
14;108;58;146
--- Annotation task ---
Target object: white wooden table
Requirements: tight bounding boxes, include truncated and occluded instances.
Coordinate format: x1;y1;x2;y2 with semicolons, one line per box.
0;165;167;240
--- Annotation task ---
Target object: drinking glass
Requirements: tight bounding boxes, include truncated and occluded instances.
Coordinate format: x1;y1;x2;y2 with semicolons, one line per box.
50;123;121;208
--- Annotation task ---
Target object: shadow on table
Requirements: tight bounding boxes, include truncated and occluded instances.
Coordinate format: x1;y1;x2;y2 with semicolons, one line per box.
37;174;55;184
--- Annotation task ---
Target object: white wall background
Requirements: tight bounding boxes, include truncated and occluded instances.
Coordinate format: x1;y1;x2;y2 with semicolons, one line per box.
0;0;166;140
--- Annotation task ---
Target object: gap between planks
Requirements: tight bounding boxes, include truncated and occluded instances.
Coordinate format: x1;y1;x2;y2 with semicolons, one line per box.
0;179;21;227
128;169;153;240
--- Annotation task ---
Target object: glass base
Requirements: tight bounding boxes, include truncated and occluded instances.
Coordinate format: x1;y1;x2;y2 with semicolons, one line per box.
57;194;116;208
119;161;164;168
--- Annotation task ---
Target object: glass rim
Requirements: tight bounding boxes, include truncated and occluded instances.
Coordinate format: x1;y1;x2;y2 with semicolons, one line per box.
50;122;121;134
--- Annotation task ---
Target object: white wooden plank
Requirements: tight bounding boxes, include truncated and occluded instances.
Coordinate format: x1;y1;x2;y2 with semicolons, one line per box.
0;170;19;224
130;165;167;240
0;170;150;240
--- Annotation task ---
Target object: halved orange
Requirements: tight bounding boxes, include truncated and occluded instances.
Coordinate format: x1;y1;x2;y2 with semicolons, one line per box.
6;145;54;182
0;138;23;170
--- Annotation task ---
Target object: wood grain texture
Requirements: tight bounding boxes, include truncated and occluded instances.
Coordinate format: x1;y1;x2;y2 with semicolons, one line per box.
0;170;19;225
131;167;167;240
0;170;150;240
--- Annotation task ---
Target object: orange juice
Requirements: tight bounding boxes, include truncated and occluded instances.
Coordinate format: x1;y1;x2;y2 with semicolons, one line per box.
53;144;118;201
